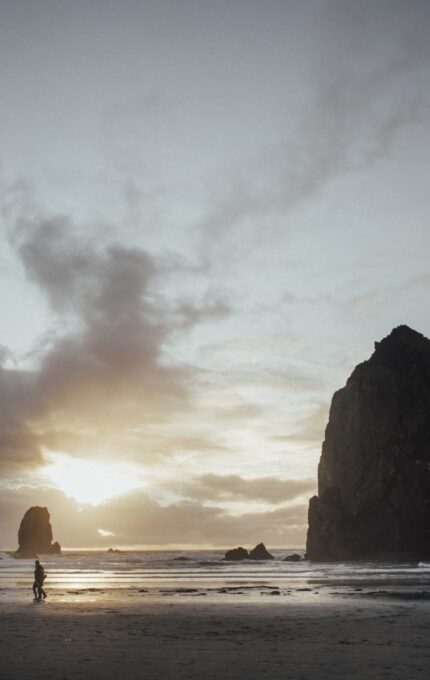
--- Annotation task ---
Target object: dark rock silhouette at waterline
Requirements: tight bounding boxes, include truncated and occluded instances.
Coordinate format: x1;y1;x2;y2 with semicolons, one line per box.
307;325;430;561
283;553;303;562
224;543;273;561
15;506;61;558
249;543;274;560
224;546;249;561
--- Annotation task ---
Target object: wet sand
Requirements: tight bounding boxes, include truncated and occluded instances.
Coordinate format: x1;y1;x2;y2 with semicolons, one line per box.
1;592;430;679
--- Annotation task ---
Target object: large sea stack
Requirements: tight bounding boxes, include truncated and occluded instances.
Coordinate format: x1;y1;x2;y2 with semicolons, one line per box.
307;325;430;561
16;506;61;558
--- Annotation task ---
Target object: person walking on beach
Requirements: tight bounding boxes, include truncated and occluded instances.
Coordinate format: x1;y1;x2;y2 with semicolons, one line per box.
33;560;47;601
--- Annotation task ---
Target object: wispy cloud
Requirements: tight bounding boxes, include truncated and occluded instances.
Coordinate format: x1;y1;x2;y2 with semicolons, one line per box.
173;473;316;505
276;403;329;444
194;0;430;260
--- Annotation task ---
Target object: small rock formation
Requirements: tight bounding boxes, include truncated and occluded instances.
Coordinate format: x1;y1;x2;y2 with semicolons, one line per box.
249;542;274;560
307;326;430;561
224;543;274;561
224;546;249;561
15;507;61;558
283;553;303;562
107;548;122;553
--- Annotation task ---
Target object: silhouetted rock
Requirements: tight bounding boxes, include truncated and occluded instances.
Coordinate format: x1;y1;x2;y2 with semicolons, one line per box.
107;548;122;553
283;553;303;562
307;326;430;561
249;542;274;560
15;506;61;558
224;546;249;561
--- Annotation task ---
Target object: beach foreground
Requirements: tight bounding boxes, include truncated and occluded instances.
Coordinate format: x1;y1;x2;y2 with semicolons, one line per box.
1;594;430;680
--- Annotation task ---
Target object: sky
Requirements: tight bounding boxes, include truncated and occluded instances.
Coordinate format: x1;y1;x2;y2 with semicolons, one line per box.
1;0;430;549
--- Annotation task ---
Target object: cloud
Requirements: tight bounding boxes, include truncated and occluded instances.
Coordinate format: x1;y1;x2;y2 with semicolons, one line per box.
195;336;324;393
401;274;430;291
276;403;329;444
0;367;44;471
203;77;427;242
0;207;230;473
173;473;315;505
196;1;430;248
94;495;308;548
0;422;42;472
342;291;379;319
118;430;230;466
214;403;266;421
173;296;231;329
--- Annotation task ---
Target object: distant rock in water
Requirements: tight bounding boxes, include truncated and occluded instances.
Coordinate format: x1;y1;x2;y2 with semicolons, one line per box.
224;546;249;561
249;543;274;560
107;548;122;553
15;507;62;558
224;543;274;561
283;553;303;562
307;325;430;561
51;541;61;554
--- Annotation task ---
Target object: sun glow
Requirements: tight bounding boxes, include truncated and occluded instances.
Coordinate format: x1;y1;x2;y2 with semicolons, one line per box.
42;451;143;505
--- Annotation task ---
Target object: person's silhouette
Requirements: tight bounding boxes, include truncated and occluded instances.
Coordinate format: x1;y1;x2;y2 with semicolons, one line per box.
33;560;47;601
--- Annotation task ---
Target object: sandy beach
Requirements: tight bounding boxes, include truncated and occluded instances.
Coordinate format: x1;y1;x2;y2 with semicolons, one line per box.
1;591;430;680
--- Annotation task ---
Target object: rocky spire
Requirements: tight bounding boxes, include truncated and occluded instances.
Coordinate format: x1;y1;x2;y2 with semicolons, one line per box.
307;325;430;561
16;506;61;558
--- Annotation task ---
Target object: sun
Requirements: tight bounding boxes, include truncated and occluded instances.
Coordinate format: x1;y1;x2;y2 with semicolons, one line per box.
41;451;143;505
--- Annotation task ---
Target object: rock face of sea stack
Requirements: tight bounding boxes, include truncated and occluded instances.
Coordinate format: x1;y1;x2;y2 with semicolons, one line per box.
307;325;430;561
16;506;61;558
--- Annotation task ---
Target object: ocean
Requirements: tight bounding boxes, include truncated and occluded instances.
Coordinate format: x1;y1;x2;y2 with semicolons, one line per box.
2;549;430;603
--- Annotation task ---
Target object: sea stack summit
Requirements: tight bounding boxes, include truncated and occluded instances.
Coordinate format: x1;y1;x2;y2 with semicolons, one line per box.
15;506;61;558
307;325;430;561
